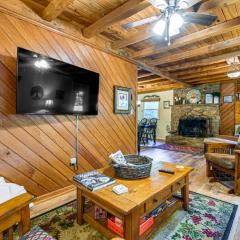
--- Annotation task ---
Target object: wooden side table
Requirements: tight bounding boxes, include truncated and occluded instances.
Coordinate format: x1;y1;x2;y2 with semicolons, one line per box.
0;193;33;240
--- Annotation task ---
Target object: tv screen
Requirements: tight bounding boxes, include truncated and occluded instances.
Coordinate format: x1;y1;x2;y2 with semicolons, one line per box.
16;48;99;115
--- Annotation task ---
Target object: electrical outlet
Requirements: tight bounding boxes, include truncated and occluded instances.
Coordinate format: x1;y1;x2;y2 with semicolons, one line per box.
70;157;77;167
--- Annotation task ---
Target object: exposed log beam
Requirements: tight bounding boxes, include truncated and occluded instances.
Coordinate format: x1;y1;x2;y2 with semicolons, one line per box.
136;61;192;86
160;50;240;71
178;67;230;80
138;75;162;81
138;78;167;84
41;0;73;21
171;62;227;75
82;0;146;38
137;83;184;93
138;72;155;78
190;77;231;84
112;0;237;50
148;36;240;66
198;0;239;12
112;23;156;49
133;16;240;59
184;73;227;82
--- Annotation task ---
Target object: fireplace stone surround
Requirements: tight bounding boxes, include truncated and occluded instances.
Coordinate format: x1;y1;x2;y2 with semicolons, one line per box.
166;84;220;148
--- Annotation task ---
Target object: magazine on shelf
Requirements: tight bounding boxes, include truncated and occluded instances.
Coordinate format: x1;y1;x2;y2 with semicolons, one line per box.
73;170;115;191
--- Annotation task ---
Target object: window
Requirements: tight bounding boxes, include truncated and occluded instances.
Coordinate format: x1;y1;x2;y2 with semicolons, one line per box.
143;101;160;119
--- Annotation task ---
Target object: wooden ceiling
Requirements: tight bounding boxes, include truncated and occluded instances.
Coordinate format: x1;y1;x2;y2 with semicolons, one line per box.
2;0;240;93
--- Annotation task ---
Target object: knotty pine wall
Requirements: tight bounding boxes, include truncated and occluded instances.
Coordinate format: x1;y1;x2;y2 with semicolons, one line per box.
0;12;137;196
220;82;235;136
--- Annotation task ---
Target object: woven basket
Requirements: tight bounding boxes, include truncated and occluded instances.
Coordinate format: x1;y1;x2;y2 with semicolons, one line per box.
111;155;152;179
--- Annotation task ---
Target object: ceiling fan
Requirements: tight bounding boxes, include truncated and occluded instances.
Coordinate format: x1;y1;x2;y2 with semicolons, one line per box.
122;0;218;45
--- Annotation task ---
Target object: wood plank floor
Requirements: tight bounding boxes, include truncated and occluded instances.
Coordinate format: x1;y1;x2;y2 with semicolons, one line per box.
31;146;240;239
141;146;240;240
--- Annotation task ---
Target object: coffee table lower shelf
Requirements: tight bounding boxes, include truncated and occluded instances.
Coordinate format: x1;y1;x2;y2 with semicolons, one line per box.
82;199;183;240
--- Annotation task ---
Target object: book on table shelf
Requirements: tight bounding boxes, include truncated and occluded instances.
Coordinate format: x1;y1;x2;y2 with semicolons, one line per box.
73;170;115;191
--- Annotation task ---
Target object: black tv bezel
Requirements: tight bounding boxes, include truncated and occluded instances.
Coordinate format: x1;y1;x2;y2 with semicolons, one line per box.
16;47;100;115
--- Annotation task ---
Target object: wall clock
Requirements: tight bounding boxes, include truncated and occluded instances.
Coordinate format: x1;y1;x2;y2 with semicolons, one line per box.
186;89;201;104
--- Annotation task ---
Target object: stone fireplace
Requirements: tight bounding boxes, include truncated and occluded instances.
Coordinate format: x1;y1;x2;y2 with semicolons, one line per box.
166;84;220;148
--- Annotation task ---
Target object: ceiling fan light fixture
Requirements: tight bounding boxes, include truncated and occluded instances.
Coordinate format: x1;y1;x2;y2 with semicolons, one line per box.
153;19;166;35
178;0;189;9
170;13;184;30
227;71;240;79
148;0;168;10
169;26;180;36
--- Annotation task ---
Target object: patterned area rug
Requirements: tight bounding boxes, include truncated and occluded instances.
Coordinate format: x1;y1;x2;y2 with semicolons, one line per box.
153;144;204;155
30;192;237;240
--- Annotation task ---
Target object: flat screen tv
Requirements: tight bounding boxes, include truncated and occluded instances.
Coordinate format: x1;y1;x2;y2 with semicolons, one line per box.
16;47;99;115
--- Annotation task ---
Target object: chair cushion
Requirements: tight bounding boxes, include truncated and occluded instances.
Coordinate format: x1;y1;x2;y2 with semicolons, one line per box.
205;153;235;169
21;227;55;240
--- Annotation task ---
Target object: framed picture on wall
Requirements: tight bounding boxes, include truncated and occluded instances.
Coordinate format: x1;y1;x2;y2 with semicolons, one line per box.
114;86;132;114
163;101;170;109
223;95;233;103
205;94;213;104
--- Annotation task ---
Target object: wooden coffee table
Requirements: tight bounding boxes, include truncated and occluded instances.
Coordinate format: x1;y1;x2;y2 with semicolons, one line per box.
75;162;192;240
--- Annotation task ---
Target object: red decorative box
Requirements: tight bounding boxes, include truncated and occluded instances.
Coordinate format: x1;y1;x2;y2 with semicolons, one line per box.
107;216;154;238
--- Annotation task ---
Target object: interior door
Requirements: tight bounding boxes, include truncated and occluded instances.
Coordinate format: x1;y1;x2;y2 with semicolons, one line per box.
220;82;235;135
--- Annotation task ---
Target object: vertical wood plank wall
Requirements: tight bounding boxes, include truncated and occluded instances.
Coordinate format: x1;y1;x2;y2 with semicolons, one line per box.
220;82;235;136
0;12;137;196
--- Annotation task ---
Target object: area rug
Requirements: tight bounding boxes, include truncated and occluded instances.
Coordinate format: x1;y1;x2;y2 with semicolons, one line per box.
28;192;237;240
153;144;204;155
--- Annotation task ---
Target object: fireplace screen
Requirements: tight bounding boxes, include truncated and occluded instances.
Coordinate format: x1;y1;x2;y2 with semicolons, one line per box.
178;116;212;137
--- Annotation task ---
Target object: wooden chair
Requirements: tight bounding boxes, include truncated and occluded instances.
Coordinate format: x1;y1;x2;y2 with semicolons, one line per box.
0;193;32;240
0;193;54;240
204;142;240;195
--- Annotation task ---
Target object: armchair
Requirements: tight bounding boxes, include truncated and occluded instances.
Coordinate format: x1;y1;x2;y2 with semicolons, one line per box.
204;142;240;195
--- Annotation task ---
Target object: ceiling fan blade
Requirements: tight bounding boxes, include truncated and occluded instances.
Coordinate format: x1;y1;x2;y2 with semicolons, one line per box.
122;16;160;30
183;12;218;26
178;0;202;9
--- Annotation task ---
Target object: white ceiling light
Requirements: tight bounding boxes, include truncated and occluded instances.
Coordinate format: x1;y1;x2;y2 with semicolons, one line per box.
170;13;184;30
226;56;240;66
153;13;183;36
227;71;240;79
153;19;166;35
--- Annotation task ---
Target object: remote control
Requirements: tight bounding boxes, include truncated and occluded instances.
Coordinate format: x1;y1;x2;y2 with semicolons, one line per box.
158;169;175;174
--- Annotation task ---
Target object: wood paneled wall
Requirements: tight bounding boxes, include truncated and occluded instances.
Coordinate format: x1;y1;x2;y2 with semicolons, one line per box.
0;12;137;196
220;82;235;136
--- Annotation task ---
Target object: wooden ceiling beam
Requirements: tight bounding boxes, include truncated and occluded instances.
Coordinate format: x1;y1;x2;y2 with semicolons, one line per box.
138;75;162;81
190;77;232;84
82;0;146;38
133;16;240;59
160;50;240;71
41;0;74;21
137;83;184;93
178;67;230;80
138;72;155;78
198;0;239;12
148;36;240;66
171;62;228;75
184;73;227;82
113;0;237;51
138;78;167;85
136;61;192;86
